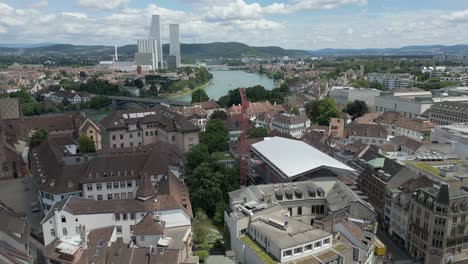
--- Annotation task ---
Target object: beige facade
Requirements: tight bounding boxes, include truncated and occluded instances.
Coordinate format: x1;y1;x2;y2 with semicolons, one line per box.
79;119;102;150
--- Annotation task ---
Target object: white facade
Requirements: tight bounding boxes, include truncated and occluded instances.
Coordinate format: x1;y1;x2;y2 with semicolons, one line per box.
42;200;191;246
82;180;139;201
149;15;163;69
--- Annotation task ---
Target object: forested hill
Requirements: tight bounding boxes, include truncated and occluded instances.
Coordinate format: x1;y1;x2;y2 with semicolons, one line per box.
0;42;309;59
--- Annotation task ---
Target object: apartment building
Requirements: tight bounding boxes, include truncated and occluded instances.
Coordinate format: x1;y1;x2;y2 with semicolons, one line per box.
170;105;208;131
407;185;468;264
101;107;199;152
368;73;413;90
269;112;310;138
351;147;419;222
225;179;376;264
248;137;354;184
346;123;388;145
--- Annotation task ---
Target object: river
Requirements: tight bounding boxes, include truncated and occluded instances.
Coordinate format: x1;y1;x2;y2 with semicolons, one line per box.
172;70;276;102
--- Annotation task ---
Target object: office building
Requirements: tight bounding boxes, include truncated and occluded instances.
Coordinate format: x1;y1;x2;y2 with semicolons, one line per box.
328;86;382;107
135;15;163;70
269;112;310;138
149;14;163;69
169;24;181;68
428;101;468;125
430;123;468;158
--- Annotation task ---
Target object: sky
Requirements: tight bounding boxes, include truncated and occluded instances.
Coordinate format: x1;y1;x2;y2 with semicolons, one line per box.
1;0;468;50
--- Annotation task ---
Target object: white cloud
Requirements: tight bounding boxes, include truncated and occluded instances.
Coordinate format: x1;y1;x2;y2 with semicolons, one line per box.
30;0;48;8
76;0;130;11
441;9;468;22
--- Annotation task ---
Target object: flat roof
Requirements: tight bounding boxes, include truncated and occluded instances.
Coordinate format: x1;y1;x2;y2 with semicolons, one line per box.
251;137;353;178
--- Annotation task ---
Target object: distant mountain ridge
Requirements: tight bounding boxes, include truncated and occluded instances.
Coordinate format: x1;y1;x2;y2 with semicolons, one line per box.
0;42;309;58
309;44;468;56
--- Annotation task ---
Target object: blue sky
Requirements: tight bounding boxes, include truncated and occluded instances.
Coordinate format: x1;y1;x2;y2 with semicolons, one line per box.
1;0;468;49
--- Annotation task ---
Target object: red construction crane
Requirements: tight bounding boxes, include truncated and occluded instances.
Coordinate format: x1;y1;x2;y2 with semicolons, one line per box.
239;87;249;187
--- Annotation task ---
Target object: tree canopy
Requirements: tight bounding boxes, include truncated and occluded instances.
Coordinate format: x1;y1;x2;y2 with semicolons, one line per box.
343;100;369;119
191;89;210;103
305;99;340;126
29;129;48;148
217;85;287;107
210;110;227;121
78;134;96;153
200;119;229;153
247;127;268;138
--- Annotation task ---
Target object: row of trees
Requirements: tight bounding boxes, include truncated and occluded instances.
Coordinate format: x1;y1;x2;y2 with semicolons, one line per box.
305;98;370;126
217;84;289;107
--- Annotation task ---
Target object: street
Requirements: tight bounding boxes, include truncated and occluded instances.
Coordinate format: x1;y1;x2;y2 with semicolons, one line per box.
376;229;414;264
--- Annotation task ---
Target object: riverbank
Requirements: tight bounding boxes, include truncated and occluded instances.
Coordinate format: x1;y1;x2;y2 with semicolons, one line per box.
163;78;213;100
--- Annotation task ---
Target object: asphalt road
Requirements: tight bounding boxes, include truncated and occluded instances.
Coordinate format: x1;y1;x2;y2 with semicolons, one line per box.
376;229;414;264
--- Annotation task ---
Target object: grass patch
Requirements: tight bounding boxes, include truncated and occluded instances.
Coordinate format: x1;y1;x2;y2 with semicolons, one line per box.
193;250;209;262
213;152;234;161
405;161;441;177
239;235;277;264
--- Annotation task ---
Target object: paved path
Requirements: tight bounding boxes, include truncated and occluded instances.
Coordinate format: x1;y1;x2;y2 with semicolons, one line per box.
377;229;413;263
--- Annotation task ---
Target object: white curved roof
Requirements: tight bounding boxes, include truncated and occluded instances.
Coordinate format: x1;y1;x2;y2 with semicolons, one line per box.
251;137;354;178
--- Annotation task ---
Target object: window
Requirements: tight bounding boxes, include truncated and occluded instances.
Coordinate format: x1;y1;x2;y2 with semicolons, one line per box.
112;135;116;140
130;225;135;232
115;213;120;221
97;195;103;200
138;132;141;137
130;142;133;147
288;207;292;216
130;213;135;220
120;143;124;148
107;194;113;200
127;181;132;188
61;216;66;223
140;235;145;241
63;228;67;236
106;183;112;189
123;213;128;221
297;207;302;216
294;247;303;255
51;229;56;237
128;192;133;198
96;183;102;190
323;238;330;245
119;134;123;140
120;182;126;188
116;226;122;234
113;144;116;148
114;193;120;199
87;184;93;191
113;182;119;189
145;131;149;136
172;135;176;142
283;250;292;258
121;193;127;199
88;195;94;199
314;241;322;248
305;244;313;252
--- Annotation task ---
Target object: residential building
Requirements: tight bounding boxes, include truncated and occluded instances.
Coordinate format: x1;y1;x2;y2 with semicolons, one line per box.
100;107;199;152
385;177;434;248
227;101;284;119
48;89;92;105
41;172;195;264
439;74;468;85
407;185;468;264
79;118;102;150
328;118;345;138
346;123;388;145
328;86;381;107
269;112;310;138
225;179;376;264
0;201;30;263
368;73;413;90
170;105;208;131
249;137;354;184
428;101;468;125
430;123;468;158
351;147;419;222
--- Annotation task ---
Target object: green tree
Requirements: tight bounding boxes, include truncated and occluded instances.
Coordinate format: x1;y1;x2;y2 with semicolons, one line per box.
185;144;212;174
192;209;208;244
210;110;227;121
188;163;224;216
78;134;96;153
191;89;210;103
134;79;144;89
29;129;48;148
305;99;340;126
291;106;300;116
247;127;268;138
213;202;226;226
343;100;369;119
200;119;229;153
88;96;110;109
279;83;290;93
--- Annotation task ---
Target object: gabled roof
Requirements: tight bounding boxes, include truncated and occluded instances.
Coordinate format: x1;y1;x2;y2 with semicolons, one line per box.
133;214;165;236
